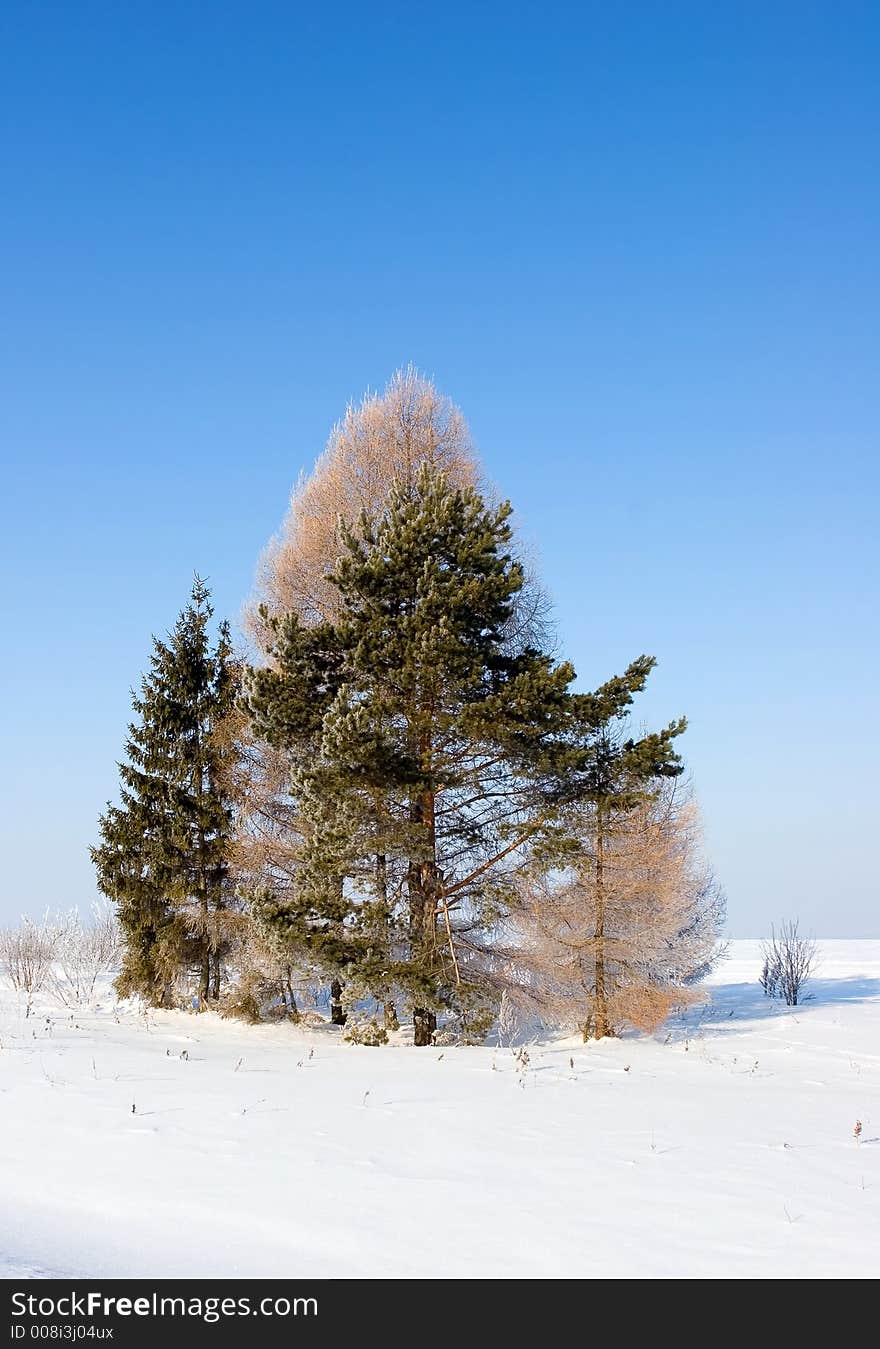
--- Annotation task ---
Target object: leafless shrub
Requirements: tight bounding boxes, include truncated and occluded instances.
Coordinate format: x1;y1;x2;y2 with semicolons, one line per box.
760;920;817;1006
48;904;121;1006
759;951;782;997
0;917;58;1015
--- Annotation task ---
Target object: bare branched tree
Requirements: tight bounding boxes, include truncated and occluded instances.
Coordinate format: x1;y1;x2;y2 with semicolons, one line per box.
760;920;817;1006
246;365;553;654
246;367;480;644
509;784;725;1039
0;917;58;1016
47;904;121;1007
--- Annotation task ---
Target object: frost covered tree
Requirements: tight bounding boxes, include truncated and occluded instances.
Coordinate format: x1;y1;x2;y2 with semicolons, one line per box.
0;917;57;1016
246;466;578;1043
47;904;121;1007
511;658;722;1039
516;782;724;1038
248;366;479;640
91;578;239;1006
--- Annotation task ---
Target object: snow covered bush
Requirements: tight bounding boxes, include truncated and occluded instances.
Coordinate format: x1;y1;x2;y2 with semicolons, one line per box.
0;917;58;1015
343;1017;388;1046
47;904;121;1006
220;968;300;1023
218;921;306;1023
433;997;498;1046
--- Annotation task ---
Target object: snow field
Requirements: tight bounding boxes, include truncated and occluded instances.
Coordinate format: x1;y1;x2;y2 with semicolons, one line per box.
1;941;878;1278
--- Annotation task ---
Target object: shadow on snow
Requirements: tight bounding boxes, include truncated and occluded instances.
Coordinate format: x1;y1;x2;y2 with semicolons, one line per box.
663;974;880;1043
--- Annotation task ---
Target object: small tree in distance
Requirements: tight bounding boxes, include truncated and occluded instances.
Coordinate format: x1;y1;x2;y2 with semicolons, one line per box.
760;920;817;1006
48;904;121;1007
0;917;57;1016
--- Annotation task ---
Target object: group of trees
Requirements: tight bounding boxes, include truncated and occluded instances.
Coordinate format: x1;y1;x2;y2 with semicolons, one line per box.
92;369;725;1043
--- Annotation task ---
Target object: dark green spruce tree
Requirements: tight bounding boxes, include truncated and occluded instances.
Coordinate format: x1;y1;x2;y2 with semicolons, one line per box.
91;578;238;1006
246;466;579;1043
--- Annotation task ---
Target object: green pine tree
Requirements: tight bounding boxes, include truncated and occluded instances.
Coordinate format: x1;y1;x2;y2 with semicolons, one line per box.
91;577;238;1006
245;615;350;1022
246;466;579;1043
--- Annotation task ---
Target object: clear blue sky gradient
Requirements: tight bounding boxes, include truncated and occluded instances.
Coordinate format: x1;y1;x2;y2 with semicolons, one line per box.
1;3;877;933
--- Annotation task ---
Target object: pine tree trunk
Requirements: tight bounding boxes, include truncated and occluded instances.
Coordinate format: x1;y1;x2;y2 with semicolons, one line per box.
591;803;611;1040
199;882;210;1003
283;969;299;1022
330;978;346;1025
377;849;396;1023
409;775;439;1046
409;856;432;1043
413;858;439;1045
210;884;222;1000
413;1007;437;1046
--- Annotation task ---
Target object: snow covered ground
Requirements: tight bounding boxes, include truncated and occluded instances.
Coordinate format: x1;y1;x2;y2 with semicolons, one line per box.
1;940;878;1279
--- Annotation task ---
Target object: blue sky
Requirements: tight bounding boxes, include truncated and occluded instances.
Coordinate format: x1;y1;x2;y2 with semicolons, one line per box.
1;2;877;933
